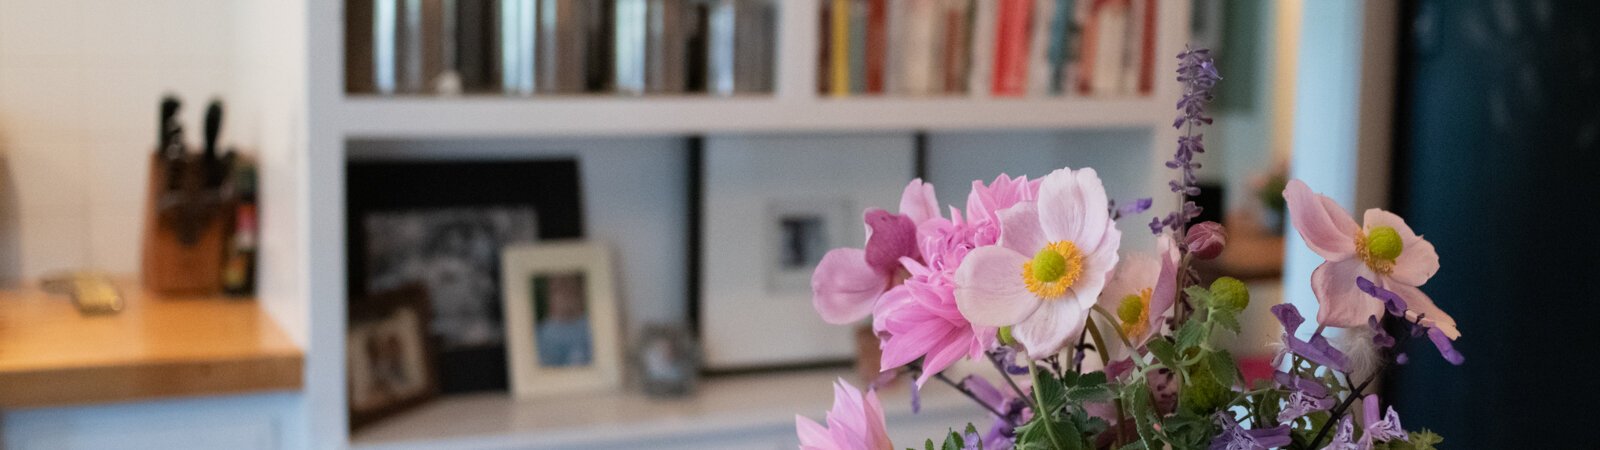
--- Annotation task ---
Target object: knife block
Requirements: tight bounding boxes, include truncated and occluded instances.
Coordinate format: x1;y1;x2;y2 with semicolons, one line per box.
141;153;229;296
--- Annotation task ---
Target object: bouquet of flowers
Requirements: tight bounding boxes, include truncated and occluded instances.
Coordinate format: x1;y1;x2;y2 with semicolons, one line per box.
794;48;1463;450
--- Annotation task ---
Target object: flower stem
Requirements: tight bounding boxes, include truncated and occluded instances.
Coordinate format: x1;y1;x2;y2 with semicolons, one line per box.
1085;316;1113;368
1027;360;1067;448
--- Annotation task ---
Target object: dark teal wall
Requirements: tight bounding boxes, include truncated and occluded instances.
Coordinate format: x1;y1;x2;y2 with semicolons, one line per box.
1389;0;1600;445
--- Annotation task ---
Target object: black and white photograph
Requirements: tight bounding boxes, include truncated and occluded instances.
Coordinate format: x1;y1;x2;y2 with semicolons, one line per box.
530;272;593;368
362;207;539;349
765;197;852;293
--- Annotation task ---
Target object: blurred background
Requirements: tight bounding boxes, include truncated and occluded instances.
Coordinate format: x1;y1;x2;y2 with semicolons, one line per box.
0;0;1593;448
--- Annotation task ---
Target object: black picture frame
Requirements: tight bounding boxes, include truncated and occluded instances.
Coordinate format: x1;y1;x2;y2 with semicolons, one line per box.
347;159;583;393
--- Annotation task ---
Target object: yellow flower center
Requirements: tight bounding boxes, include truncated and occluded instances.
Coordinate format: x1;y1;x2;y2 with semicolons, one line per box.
1022;241;1085;300
1117;288;1153;339
1354;226;1403;275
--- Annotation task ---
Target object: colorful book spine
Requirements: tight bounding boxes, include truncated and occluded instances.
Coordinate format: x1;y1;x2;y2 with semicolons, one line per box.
1027;0;1057;96
849;0;869;94
1047;0;1076;95
968;0;998;97
1137;0;1156;95
831;0;852;97
992;0;1033;96
903;0;938;95
865;0;888;94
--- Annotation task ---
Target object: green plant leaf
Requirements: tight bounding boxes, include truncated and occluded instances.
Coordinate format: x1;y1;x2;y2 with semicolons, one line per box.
1204;350;1240;388
1174;319;1207;351
1147;339;1184;371
1210;308;1242;334
1183;286;1214;310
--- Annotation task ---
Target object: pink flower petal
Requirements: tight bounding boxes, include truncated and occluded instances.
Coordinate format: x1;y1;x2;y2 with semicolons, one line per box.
1013;298;1087;360
899;179;941;225
871;285;917;338
1149;235;1180;329
878;321;949;370
1284;179;1359;260
997;202;1046;255
1037;168;1111;248
912;328;969;387
1096;252;1159;313
812;248;886;324
1311;259;1385;328
954;247;1040;327
1387;282;1460;339
861;388;894;450
1363;209;1439;286
795;415;832;449
863;209;918;274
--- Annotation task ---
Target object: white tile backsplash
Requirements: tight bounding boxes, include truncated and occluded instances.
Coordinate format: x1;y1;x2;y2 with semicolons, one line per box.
0;0;237;280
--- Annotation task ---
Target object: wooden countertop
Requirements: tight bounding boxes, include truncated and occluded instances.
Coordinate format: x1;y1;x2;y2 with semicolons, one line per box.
0;283;303;408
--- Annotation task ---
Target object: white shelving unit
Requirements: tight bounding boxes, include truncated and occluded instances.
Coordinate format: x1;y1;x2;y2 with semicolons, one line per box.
242;0;1195;447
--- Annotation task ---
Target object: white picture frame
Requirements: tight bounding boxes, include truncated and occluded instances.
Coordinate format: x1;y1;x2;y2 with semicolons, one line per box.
501;241;624;398
698;134;916;369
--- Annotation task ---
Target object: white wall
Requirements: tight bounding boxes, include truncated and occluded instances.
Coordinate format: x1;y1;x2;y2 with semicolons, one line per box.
0;0;238;283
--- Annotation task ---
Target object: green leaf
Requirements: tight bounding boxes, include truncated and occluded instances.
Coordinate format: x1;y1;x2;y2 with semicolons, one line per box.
1147;338;1184;371
1122;381;1160;448
1032;369;1068;416
1183;286;1214;310
1174;318;1207;351
1210;308;1242;334
942;429;963;450
1204;350;1240;388
925;439;935;450
1159;412;1216;449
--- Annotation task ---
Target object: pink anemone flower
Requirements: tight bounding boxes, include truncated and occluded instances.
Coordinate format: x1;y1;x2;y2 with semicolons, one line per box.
795;378;894;450
955;167;1122;359
1095;235;1179;346
1283;179;1458;338
811;180;940;324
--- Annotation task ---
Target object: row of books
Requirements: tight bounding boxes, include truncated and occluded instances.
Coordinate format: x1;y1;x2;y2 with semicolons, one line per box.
347;0;776;96
818;0;1157;98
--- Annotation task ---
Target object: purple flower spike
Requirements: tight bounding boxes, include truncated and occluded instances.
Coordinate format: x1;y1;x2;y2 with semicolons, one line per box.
1356;276;1408;316
1369;316;1395;349
1211;414;1291;450
1362;395;1409;444
1271;303;1305;331
1427;327;1466;365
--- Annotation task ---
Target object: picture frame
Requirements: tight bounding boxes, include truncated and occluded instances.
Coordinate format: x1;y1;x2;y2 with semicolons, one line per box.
347;284;438;430
500;241;624;398
346;159;583;394
633;324;701;397
694;134;916;370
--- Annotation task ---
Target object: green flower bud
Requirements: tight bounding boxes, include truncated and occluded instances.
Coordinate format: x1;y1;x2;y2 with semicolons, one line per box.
1179;362;1231;415
998;326;1016;346
1209;276;1250;311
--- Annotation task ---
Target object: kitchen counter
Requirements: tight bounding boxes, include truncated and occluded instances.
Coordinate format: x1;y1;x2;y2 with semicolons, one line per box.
0;282;302;408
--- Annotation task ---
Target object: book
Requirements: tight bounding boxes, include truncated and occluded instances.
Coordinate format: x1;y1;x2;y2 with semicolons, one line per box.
902;0;939;96
1137;0;1156;95
941;0;972;94
968;0;998;97
831;0;852;97
1026;0;1057;96
865;0;888;94
849;0;869;94
1046;0;1077;95
992;0;1033;96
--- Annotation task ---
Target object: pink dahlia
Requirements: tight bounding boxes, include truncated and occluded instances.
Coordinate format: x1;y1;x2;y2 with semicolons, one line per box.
955;167;1122;359
873;175;1037;385
795;378;894;450
1283;179;1458;338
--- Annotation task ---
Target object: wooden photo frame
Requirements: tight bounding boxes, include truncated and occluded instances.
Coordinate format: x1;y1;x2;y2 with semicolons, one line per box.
500;241;623;398
347;284;437;430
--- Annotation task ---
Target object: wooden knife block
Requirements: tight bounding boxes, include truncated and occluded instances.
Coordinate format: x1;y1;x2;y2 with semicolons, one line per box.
141;153;229;296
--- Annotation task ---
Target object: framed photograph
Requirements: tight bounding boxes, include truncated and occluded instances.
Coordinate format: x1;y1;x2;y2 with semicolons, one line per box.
765;197;855;293
634;325;701;397
501;241;623;398
347;159;582;394
695;134;915;370
348;284;437;430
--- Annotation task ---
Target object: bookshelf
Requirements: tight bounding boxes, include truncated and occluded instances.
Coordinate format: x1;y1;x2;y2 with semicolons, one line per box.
238;0;1198;448
338;95;1164;138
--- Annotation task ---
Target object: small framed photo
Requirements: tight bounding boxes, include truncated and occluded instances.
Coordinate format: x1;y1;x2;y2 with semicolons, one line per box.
501;241;623;398
634;325;701;397
765;197;855;293
347;284;437;430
